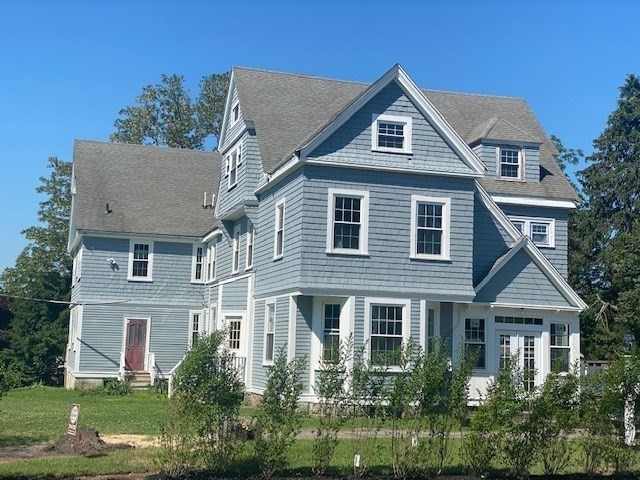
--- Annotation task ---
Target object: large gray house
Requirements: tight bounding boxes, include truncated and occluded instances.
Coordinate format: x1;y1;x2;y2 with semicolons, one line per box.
65;65;586;401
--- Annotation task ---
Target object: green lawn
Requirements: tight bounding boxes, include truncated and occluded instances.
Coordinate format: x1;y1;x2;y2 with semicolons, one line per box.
0;386;168;446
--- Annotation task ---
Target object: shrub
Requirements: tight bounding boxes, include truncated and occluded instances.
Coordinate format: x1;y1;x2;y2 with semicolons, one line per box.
254;346;306;478
103;378;132;396
163;331;245;475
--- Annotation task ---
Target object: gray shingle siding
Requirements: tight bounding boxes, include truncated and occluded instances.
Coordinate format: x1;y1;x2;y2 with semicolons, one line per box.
251;299;267;390
298;165;476;297
217;133;250;218
472;196;513;286
309;82;475;176
295;296;313;392
475;249;572;307
220;86;245;153
474;143;540;184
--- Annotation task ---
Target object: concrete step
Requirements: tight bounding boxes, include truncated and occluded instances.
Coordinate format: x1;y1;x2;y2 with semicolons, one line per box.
125;372;151;389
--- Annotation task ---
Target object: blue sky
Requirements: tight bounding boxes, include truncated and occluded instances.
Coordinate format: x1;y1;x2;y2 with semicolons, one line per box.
0;0;637;273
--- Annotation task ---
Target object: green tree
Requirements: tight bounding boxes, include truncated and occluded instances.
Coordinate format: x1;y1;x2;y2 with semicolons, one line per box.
573;74;640;357
110;72;229;149
0;157;72;385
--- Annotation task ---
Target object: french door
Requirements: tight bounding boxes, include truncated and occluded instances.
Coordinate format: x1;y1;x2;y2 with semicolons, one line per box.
497;331;541;392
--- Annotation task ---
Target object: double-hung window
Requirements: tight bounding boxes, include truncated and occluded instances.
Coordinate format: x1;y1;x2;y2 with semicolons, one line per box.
366;300;410;367
128;241;153;281
410;195;451;260
72;247;83;286
326;188;369;255
227;147;240;189
465;318;486;369
246;223;254;269
550;323;570;372
322;304;341;363
189;311;202;347
498;147;523;180
231;101;240;125
232;231;240;273
264;302;276;363
274;199;285;260
371;114;412;154
509;217;555;248
191;244;204;283
206;242;216;282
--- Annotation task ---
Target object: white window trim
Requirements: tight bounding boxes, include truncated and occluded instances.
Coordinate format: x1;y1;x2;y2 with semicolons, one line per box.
496;146;524;181
206;242;217;283
363;298;411;371
371;114;413;154
509;216;555;248
127;240;154;282
230;100;240;126
410;195;451;261
419;300;441;352
464;317;487;371
273;198;286;260
72;246;83;286
263;301;276;365
191;243;205;283
326;188;370;255
188;309;205;348
232;230;240;274
245;222;254;270
227;145;241;190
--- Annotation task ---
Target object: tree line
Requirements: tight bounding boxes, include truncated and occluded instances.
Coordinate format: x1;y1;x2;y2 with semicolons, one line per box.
0;71;638;386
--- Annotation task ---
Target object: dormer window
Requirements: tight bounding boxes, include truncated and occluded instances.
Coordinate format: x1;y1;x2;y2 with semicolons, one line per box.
371;114;412;154
498;147;522;180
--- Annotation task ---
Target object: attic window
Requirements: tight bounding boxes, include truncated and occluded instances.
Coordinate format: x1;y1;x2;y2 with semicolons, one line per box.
498;147;522;180
372;114;412;154
231;101;240;125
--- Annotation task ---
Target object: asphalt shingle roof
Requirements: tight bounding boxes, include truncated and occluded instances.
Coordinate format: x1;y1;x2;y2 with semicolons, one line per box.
233;67;578;201
72;140;220;237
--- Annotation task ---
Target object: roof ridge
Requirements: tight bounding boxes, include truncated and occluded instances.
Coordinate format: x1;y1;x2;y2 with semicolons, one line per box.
75;139;217;155
233;66;369;87
423;87;526;101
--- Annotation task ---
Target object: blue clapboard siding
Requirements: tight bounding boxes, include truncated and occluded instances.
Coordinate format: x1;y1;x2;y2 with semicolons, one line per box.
298;165;476;298
78;237;204;304
472;195;513;285
410;299;421;343
473;144;540;183
308;82;475;176
252;299;267;389
215;219;250;283
475;249;572;307
217;133;250;219
254;172;305;297
77;304;194;377
498;204;568;278
295;296;313;392
354;297;365;347
221;277;249;310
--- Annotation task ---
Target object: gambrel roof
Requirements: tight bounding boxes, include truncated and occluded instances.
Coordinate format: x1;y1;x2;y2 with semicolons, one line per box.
232;66;578;201
70;140;220;243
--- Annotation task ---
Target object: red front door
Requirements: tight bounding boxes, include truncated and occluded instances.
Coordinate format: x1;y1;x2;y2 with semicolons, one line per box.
125;319;147;371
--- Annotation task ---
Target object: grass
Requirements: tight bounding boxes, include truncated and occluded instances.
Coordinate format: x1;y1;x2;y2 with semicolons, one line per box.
0;448;157;479
0;385;168;446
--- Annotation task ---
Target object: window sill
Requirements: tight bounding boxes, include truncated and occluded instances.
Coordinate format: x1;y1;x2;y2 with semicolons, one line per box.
326;249;369;257
127;277;153;283
371;147;413;155
228;183;238;191
273;254;283;261
410;254;451;262
190;280;205;285
262;361;274;367
497;176;524;182
534;244;555;249
245;265;253;272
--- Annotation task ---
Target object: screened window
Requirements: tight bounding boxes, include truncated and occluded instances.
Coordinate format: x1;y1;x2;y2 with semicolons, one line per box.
274;200;285;259
322;304;341;363
499;148;521;179
465;318;486;369
246;223;254;269
265;303;275;363
370;305;404;366
372;114;412;153
550;323;570;372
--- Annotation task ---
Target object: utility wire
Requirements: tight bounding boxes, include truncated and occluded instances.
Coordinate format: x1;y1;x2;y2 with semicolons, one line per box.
0;293;129;307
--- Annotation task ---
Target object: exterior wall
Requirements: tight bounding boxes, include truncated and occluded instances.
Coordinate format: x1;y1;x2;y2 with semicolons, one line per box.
219;86;245;153
298;165;476;298
217;133;250;217
75;236;204;304
308;81;476;176
475;249;573;308
498;204;568;278
221;277;250;310
76;303;194;378
474;143;540;183
472;196;513;285
254;173;305;297
294;296;313;394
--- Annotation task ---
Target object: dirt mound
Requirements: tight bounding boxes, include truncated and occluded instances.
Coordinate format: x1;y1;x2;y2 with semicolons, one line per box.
47;426;127;455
